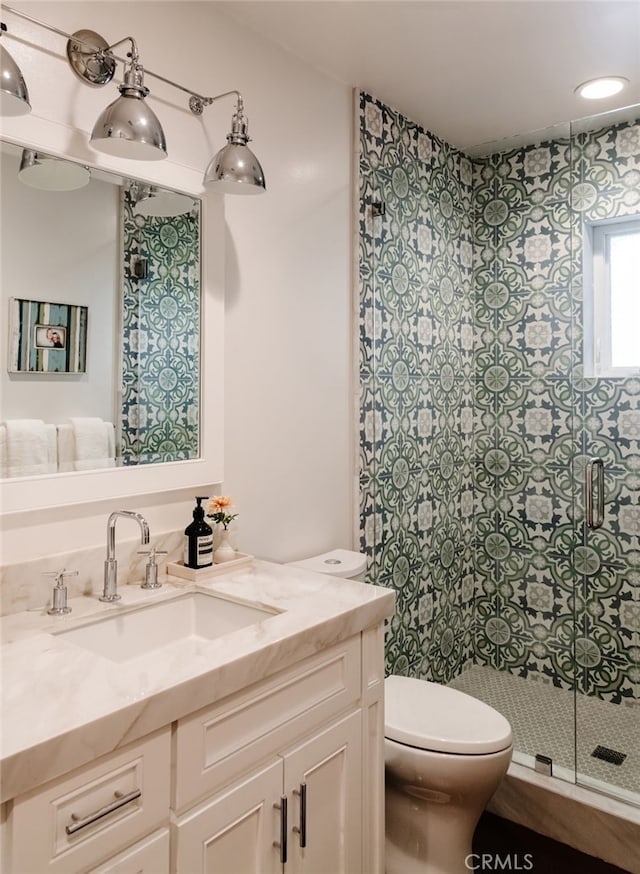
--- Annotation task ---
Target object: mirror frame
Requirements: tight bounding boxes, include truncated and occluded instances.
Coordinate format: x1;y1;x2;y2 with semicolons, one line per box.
0;119;224;514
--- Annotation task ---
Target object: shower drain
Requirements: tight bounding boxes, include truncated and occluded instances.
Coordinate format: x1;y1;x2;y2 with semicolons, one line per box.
591;745;626;766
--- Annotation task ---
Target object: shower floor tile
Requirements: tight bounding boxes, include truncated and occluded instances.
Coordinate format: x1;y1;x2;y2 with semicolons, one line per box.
449;666;640;798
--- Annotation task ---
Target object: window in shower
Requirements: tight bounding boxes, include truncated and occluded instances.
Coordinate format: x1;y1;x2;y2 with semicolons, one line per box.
584;215;640;377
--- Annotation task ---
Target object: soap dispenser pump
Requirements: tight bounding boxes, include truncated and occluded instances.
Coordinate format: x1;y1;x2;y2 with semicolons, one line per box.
184;496;213;569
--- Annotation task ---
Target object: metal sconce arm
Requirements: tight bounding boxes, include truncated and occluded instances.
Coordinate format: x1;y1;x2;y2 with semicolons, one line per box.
189;90;242;116
1;3;241;116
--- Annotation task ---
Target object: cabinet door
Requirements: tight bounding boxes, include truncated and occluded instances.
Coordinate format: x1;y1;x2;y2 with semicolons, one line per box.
174;759;283;874
284;711;362;874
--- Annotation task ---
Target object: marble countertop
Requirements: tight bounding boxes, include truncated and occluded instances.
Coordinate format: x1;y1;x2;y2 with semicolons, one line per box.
0;560;394;803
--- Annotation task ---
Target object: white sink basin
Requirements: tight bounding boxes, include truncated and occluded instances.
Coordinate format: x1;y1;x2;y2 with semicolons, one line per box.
54;592;277;662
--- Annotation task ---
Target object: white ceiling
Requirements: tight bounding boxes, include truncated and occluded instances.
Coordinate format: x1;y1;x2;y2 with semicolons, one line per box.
214;0;640;153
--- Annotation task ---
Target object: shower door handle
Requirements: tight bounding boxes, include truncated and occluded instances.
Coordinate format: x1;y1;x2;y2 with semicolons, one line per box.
585;457;604;529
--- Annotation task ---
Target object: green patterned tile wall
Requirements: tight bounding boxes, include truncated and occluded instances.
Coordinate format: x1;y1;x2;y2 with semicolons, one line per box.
471;133;578;692
358;92;475;682
359;90;639;703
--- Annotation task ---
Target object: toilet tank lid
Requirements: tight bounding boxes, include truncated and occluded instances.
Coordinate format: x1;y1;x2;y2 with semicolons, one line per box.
384;675;512;755
286;549;367;578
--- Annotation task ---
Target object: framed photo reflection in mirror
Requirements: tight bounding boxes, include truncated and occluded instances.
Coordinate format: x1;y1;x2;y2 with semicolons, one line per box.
8;297;87;374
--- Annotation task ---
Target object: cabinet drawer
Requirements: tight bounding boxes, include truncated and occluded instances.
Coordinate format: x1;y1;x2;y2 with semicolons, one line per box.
175;635;361;810
9;728;170;874
89;828;169;873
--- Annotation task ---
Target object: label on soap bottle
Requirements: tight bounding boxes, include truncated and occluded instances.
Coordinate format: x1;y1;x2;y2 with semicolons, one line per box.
184;534;213;568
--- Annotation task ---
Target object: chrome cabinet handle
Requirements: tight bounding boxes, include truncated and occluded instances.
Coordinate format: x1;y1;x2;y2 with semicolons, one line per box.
585;457;605;529
273;795;288;864
65;788;141;835
293;782;307;847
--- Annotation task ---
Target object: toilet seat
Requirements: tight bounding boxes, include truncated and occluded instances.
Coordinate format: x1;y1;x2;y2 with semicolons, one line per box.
385;675;512;755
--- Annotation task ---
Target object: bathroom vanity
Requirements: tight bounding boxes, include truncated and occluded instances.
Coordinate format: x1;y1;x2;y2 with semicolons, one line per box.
0;560;394;873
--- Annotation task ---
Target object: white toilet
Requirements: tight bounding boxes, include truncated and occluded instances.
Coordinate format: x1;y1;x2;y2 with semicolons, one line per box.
385;675;512;874
286;548;367;581
286;551;513;874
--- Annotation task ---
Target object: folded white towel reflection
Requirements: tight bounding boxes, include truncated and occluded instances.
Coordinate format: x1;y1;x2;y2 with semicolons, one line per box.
56;426;76;472
3;419;57;477
57;419;115;471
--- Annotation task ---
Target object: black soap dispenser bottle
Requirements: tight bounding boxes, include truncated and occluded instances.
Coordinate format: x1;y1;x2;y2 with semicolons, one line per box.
184;496;214;569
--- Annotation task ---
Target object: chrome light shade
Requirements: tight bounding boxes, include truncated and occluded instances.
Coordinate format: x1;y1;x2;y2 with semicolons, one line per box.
19;150;90;190
0;36;31;116
204;107;265;194
133;183;195;217
90;63;167;161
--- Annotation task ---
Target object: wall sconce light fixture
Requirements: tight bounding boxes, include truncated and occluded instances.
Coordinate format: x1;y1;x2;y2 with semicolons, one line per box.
1;6;266;193
130;181;196;217
18;149;91;190
80;36;168;161
191;93;265;195
0;22;30;115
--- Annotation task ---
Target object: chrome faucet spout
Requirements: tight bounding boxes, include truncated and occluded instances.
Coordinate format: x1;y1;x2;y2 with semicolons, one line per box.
101;510;150;602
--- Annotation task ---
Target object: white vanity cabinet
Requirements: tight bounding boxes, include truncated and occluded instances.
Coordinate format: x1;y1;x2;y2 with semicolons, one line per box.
3;623;386;874
173;633;375;873
175;711;361;874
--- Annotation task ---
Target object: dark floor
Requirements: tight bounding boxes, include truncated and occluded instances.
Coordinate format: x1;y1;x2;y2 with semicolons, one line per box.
472;812;632;874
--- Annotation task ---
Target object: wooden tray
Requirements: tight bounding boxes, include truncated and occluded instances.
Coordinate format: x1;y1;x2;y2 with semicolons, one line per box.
167;553;254;582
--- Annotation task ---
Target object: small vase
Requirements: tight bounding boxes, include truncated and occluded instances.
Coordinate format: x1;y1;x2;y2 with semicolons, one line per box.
213;528;236;563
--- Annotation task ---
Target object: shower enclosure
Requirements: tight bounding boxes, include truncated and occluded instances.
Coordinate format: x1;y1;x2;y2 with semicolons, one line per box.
358;93;639;808
569;107;639;804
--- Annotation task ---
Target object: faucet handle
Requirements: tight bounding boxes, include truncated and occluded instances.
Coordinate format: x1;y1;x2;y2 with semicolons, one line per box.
43;568;78;615
138;547;167;590
44;568;79;584
137;547;168;561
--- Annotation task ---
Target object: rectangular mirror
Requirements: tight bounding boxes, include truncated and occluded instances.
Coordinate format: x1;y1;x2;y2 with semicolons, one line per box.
1;137;223;513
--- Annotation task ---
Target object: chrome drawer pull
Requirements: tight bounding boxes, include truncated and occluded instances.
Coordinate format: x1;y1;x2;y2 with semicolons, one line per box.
293;782;307;847
65;788;141;835
273;795;288;864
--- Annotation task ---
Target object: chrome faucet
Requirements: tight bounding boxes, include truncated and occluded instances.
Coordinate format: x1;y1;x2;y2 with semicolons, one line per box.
101;510;150;602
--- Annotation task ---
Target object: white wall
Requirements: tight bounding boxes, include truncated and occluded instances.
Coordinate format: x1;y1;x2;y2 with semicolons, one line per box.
218;12;354;562
0;2;353;565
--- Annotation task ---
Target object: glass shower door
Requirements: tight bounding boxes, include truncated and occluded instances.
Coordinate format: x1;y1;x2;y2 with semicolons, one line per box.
570;105;640;804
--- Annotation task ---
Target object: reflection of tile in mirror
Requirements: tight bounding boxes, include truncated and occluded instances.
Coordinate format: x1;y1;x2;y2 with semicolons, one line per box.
120;186;201;467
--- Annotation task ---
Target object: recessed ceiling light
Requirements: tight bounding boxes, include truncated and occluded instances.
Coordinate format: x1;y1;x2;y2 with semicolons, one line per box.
575;76;629;100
